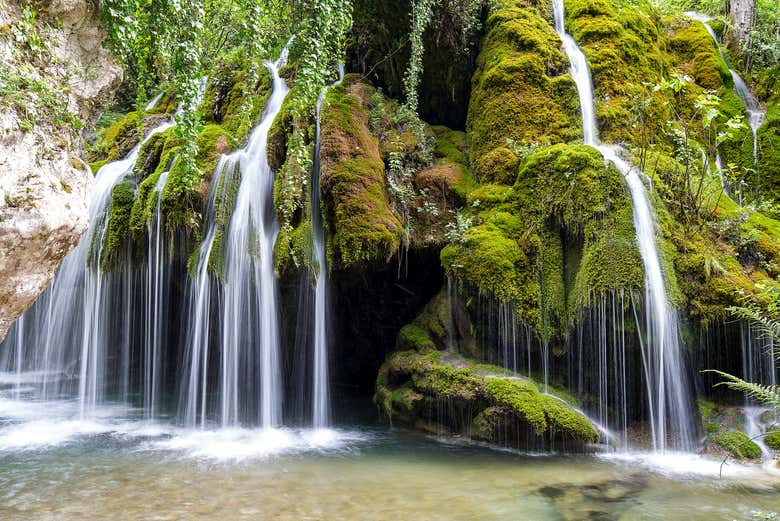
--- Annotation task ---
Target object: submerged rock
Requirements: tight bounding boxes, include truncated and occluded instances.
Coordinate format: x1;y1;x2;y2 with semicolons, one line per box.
0;0;121;341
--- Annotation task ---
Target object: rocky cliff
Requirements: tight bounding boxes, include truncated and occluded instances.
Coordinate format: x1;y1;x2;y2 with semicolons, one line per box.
0;0;121;340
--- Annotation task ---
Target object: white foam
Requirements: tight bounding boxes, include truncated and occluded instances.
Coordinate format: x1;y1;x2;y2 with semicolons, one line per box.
147;427;369;462
0;419;111;451
599;451;760;478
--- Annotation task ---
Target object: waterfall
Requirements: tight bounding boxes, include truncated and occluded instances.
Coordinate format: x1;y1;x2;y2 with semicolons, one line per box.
178;46;290;428
143;171;170;420
0;88;187;418
553;0;696;451
685;12;766;167
740;321;778;461
180;156;231;428
311;65;345;428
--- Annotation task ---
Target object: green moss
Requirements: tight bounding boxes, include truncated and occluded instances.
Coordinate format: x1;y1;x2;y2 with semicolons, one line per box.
273;219;314;277
757;88;780;199
90;111;142;162
667;20;732;91
443;144;642;336
474;147;519;185
267;90;295;171
398;324;435;351
466;1;580;174
564;0;668;144
129;170;163;238
89;160;107;175
714;430;762;460
764;431;780;451
375;348;598;446
484;377;547;433
159;157;200;232
101;181;136;271
134;130;168;179
201;48;272;145
431;125;468;165
320;79;403;269
195;124;234;174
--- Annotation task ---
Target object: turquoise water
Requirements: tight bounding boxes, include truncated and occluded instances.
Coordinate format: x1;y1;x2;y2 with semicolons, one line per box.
1;393;779;521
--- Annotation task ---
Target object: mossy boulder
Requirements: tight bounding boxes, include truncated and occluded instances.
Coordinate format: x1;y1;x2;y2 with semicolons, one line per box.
466;0;580;178
475;147;519;185
714;430;762;460
565;0;668;144
375;288;597;450
200;47;272;145
375;349;599;450
764;430;780;451
757;85;780;200
319;76;403;269
442;144;642;337
88;111;165;163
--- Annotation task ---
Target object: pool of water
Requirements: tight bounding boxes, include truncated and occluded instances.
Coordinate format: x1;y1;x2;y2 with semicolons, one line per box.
1;395;779;520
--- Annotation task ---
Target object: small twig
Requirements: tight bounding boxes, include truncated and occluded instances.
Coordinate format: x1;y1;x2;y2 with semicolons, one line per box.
361;37;411;82
719;430;780;479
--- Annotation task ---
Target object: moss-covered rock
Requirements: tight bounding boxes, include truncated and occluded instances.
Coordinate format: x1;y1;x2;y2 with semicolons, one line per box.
375;348;598;449
200;47;272;145
764;430;780;451
319;76;403;269
466;0;580;180
565;0;668;144
442;144;642;337
756;82;780;200
714;430;762;460
100;180;136;271
375;288;598;450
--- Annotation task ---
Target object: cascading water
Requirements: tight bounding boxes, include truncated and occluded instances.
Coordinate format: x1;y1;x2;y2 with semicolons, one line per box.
740;321;778;462
0;91;179;418
179;46;290;428
180;156;232;428
143;171;170;420
685;12;766;168
553;0;696;451
311;65;345;429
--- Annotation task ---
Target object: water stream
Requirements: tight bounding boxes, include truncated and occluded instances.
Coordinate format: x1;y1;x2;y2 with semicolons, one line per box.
311;65;345;429
684;12;766;168
210;47;289;427
553;0;696;451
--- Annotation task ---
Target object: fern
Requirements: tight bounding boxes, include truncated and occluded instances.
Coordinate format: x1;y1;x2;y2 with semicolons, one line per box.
729;306;780;346
705;369;780;409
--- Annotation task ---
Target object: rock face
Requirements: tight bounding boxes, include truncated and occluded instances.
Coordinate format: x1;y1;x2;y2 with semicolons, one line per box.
0;0;122;341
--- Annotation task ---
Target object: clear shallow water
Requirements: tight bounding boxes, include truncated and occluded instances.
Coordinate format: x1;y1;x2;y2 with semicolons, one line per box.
1;392;779;520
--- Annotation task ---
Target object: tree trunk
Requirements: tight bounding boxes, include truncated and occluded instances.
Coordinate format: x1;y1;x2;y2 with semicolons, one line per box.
728;0;756;66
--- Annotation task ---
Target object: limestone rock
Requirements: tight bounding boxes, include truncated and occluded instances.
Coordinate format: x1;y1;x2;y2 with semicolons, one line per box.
0;0;122;341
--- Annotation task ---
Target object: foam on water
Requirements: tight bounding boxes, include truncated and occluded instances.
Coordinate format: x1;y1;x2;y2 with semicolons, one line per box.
599;451;764;479
147;427;370;461
0;419;111;451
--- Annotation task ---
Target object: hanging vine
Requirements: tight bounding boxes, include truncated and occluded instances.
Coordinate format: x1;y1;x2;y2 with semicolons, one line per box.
276;0;354;230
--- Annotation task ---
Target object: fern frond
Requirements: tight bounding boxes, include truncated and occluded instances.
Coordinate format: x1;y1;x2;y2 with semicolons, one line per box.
728;306;780;351
704;369;780;409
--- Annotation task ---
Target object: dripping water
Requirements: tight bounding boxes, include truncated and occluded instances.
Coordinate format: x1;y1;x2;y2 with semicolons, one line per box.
553;0;696;451
311;64;345;428
143;171;170;420
685;12;766;169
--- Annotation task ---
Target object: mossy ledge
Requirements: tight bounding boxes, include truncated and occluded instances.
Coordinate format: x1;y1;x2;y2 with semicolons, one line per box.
466;0;580;183
375;348;598;451
319;75;403;269
441;143;643;338
375;290;599;451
